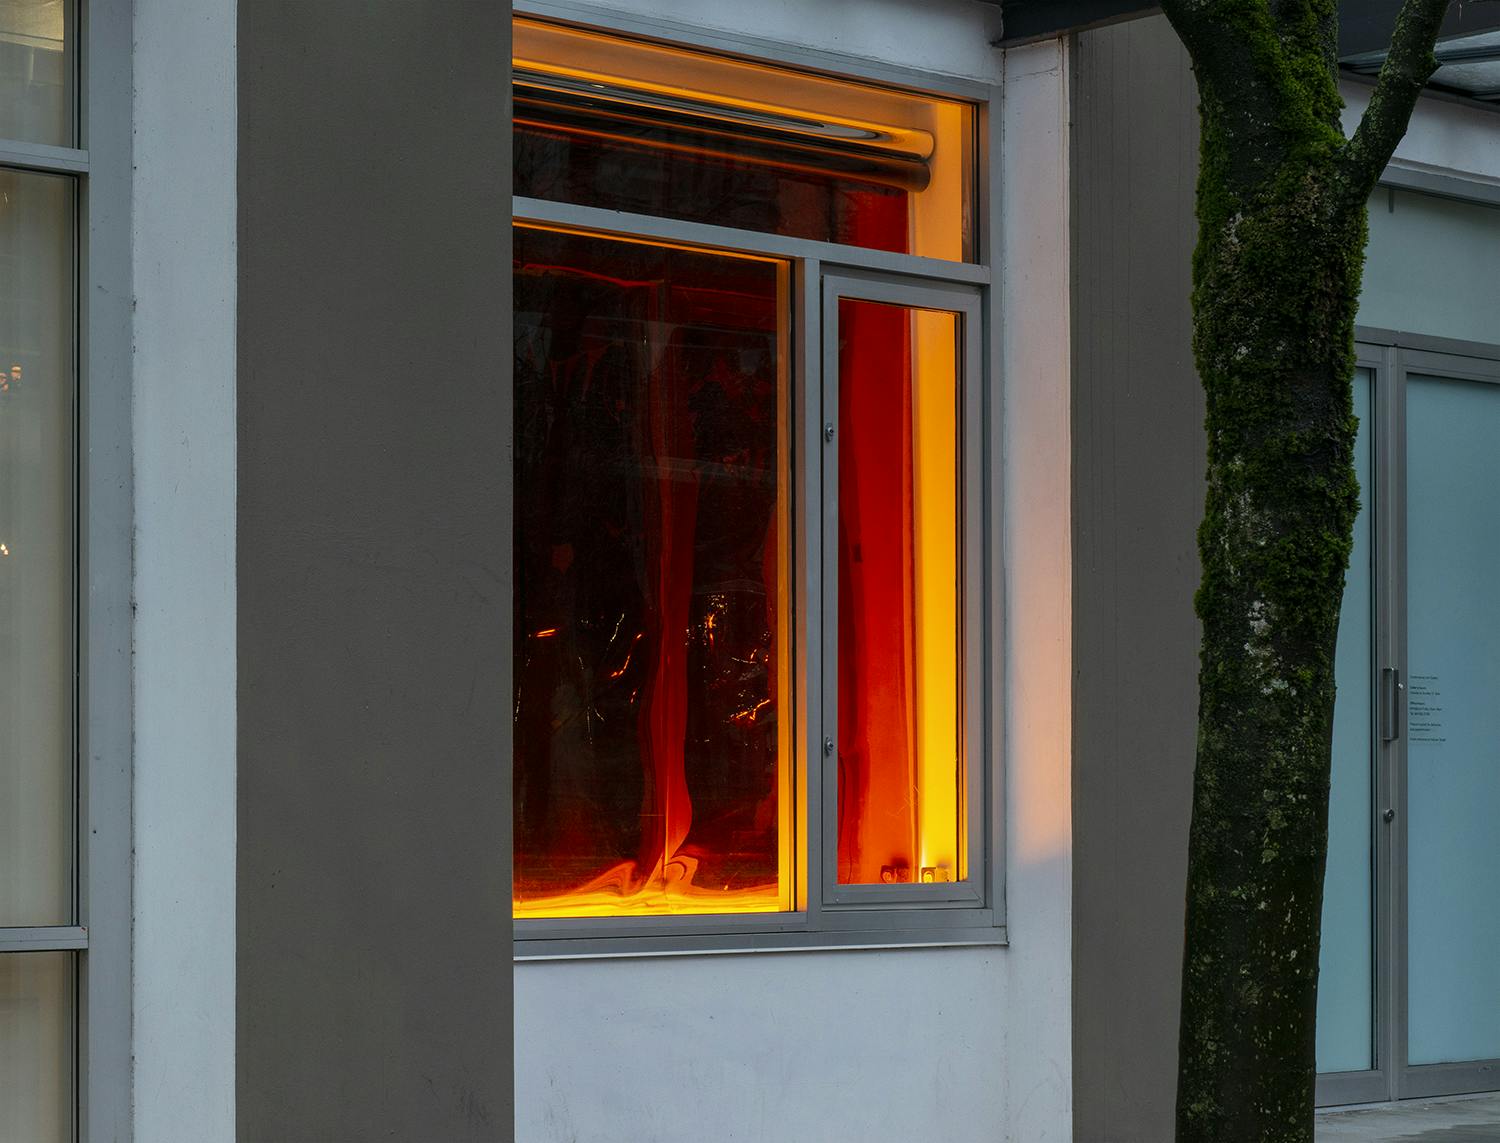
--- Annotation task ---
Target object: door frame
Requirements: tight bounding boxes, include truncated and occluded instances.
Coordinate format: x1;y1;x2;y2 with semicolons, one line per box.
1317;328;1500;1106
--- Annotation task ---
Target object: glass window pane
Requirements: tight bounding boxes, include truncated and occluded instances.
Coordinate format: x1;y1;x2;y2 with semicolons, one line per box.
0;952;73;1143
1316;367;1374;1074
1406;373;1500;1066
0;168;73;928
513;18;974;262
0;0;71;147
512;225;792;917
836;298;962;885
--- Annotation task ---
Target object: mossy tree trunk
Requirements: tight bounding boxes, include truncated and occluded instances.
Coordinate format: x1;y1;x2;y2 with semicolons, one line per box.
1158;2;1452;1140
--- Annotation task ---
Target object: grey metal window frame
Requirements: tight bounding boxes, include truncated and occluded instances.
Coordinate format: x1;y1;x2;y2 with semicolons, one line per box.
1317;330;1500;1108
0;0;134;1138
511;6;1005;959
819;272;985;910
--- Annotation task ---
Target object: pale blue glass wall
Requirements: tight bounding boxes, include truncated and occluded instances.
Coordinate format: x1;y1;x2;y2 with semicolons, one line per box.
1321;189;1500;1077
1316;369;1374;1075
1361;189;1500;344
1405;374;1500;1066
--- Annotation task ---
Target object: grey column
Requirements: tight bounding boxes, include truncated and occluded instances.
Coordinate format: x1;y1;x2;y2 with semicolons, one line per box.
237;5;513;1141
1070;15;1202;1143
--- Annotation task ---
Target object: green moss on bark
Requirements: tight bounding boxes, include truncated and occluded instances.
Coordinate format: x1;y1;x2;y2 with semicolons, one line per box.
1159;0;1450;1139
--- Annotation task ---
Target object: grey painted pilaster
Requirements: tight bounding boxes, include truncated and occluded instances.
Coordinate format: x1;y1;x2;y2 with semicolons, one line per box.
237;5;513;1141
1070;16;1202;1143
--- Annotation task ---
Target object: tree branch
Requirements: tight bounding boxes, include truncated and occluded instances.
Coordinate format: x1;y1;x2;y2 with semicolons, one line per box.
1341;0;1452;196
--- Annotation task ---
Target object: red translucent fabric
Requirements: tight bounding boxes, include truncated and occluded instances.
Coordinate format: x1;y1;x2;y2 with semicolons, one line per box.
512;226;788;916
836;298;962;885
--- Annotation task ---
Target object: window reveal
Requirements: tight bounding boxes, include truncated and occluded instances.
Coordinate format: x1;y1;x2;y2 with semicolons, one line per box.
512;226;792;917
510;19;989;939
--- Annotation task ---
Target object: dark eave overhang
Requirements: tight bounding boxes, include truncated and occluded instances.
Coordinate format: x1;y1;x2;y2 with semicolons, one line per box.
988;0;1500;51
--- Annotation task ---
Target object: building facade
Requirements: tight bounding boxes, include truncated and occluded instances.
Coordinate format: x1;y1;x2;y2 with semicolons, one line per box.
0;1;1495;1141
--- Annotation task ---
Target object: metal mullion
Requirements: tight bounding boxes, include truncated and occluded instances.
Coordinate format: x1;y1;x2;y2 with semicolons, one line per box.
0;141;90;175
818;270;841;909
1316;345;1399;1109
0;927;90;952
1390;345;1412;1099
797;256;823;927
78;0;135;1135
513;196;990;287
1377;343;1403;1102
1399;347;1500;386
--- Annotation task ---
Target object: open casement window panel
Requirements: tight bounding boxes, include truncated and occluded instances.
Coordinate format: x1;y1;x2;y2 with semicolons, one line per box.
512;13;998;954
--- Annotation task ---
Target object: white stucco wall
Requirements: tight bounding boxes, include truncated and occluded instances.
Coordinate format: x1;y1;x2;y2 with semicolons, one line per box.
1342;79;1500;189
526;0;1007;83
131;1;237;1139
1340;80;1500;346
513;7;1074;1142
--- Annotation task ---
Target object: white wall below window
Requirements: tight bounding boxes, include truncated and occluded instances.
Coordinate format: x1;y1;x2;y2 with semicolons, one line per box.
517;950;1007;1142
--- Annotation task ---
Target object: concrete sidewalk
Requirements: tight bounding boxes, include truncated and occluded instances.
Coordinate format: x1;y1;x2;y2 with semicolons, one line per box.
1316;1094;1500;1141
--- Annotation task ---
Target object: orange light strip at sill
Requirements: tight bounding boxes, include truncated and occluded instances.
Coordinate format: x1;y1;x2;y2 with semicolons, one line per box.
516;863;785;919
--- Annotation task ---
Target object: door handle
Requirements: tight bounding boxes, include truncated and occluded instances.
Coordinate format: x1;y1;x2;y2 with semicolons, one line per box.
1380;667;1403;742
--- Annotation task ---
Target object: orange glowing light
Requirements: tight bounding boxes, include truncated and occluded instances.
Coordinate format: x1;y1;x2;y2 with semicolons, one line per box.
836;299;963;885
912;307;961;879
513;16;975;262
515;861;784;919
512;226;794;921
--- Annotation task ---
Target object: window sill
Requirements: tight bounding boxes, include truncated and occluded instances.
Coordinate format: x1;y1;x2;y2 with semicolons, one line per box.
513;913;1007;960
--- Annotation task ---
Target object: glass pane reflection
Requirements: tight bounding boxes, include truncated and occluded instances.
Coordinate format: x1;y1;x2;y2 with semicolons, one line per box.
513;225;791;917
0;168;73;927
0;0;71;147
0;952;73;1143
1406;373;1500;1066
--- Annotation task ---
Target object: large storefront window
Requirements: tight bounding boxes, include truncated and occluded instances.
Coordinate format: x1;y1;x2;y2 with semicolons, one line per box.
0;3;78;1139
512;17;994;951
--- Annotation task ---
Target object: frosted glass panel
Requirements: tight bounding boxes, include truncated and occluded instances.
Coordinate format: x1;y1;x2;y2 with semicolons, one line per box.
1361;191;1500;347
1406;374;1500;1066
0;952;72;1143
0;168;73;927
1317;368;1374;1075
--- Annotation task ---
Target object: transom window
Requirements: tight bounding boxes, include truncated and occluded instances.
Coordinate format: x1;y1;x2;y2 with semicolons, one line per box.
511;15;996;953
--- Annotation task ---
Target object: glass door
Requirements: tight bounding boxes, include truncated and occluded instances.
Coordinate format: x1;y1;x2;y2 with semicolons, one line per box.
1399;353;1500;1098
1318;342;1500;1105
